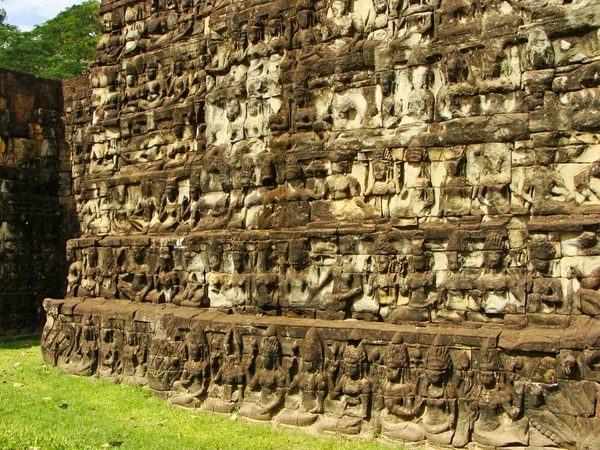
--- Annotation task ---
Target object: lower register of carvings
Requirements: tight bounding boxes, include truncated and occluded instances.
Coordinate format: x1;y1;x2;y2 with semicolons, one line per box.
43;297;600;449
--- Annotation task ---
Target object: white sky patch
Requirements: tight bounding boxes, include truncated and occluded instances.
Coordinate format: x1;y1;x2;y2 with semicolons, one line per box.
1;0;92;30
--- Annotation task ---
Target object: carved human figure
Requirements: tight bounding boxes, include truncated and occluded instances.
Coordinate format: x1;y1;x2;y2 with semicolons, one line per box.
165;61;190;106
365;158;398;218
405;65;435;123
169;329;211;408
417;335;457;445
401;245;436;309
570;264;600;315
512;163;573;214
206;247;250;308
437;231;477;320
98;326;122;378
574;161;600;205
203;326;246;413
528;239;562;313
148;179;182;234
367;0;391;40
471;340;528;446
281;240;333;313
435;50;474;120
139;62;166;112
396;148;434;217
66;248;83;298
147;337;186;392
380;72;402;128
323;152;366;220
129;182;161;234
80;247;100;298
122;330;147;383
473;232;523;316
122;64;141;113
76;317;99;376
79;189;101;235
146;247;177;304
245;20;268;94
440;157;471;217
379;331;423;441
323;330;372;435
277;328;328;427
395;0;433;42
526;27;554;70
373;255;399;314
239;326;287;421
183;180;202;232
470;145;511;214
321;0;364;51
292;1;322;61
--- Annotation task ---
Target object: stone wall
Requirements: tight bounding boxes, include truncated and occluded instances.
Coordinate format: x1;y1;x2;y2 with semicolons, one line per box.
0;69;68;336
42;0;600;447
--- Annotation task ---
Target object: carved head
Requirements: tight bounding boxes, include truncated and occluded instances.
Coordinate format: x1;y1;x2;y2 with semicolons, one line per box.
146;62;159;81
379;71;394;97
385;332;410;381
231;251;245;273
260;326;282;369
240;157;256;187
125;64;137;87
166;179;179;202
302;328;324;373
330;152;350;175
267;12;282;37
478;338;500;388
296;9;312;29
375;254;392;273
343;329;367;379
374;0;388;13
331;0;348;18
247;25;262;44
285;155;304;182
225;98;241;122
132;246;146;264
483;232;505;269
100;12;113;32
223;326;243;359
208;251;221;272
425;335;452;385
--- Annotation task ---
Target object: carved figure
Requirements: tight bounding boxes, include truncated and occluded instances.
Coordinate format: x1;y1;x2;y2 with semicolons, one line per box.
239;326;287;420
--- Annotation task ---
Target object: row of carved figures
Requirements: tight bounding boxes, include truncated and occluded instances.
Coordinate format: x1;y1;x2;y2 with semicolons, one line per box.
96;0;570;69
43;317;600;449
67;223;600;319
78;151;600;237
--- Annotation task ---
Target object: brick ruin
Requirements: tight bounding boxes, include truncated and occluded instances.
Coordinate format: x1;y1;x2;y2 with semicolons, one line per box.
35;0;600;447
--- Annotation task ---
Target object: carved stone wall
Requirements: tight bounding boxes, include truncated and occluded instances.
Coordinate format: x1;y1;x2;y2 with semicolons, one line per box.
43;0;600;447
43;297;600;448
0;69;69;336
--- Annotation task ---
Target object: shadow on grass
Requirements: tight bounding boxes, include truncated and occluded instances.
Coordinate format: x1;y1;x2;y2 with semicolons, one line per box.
0;336;41;350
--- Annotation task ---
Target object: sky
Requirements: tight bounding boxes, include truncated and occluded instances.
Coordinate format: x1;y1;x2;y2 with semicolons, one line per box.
1;0;91;31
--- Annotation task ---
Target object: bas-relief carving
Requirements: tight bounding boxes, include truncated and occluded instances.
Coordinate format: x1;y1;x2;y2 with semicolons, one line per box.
43;308;600;449
51;0;600;447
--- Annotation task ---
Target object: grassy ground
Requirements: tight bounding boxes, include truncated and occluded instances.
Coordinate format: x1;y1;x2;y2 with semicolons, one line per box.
0;338;403;450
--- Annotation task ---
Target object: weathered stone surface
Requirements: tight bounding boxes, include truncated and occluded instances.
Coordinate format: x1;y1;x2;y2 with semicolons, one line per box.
35;0;600;447
0;69;71;336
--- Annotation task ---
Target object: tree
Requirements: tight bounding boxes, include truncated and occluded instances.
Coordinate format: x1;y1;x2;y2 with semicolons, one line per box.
0;1;100;80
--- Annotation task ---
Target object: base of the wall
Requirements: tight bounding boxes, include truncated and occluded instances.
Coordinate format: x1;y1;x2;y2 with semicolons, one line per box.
42;297;600;449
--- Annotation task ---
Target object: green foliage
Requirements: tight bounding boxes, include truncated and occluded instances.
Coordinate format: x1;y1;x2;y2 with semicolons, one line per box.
0;1;100;80
0;338;403;450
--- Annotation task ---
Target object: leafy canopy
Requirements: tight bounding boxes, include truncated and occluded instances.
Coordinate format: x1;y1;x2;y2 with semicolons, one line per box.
0;1;100;80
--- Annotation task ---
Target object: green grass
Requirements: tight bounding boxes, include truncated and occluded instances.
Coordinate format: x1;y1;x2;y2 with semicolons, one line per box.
0;338;402;450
